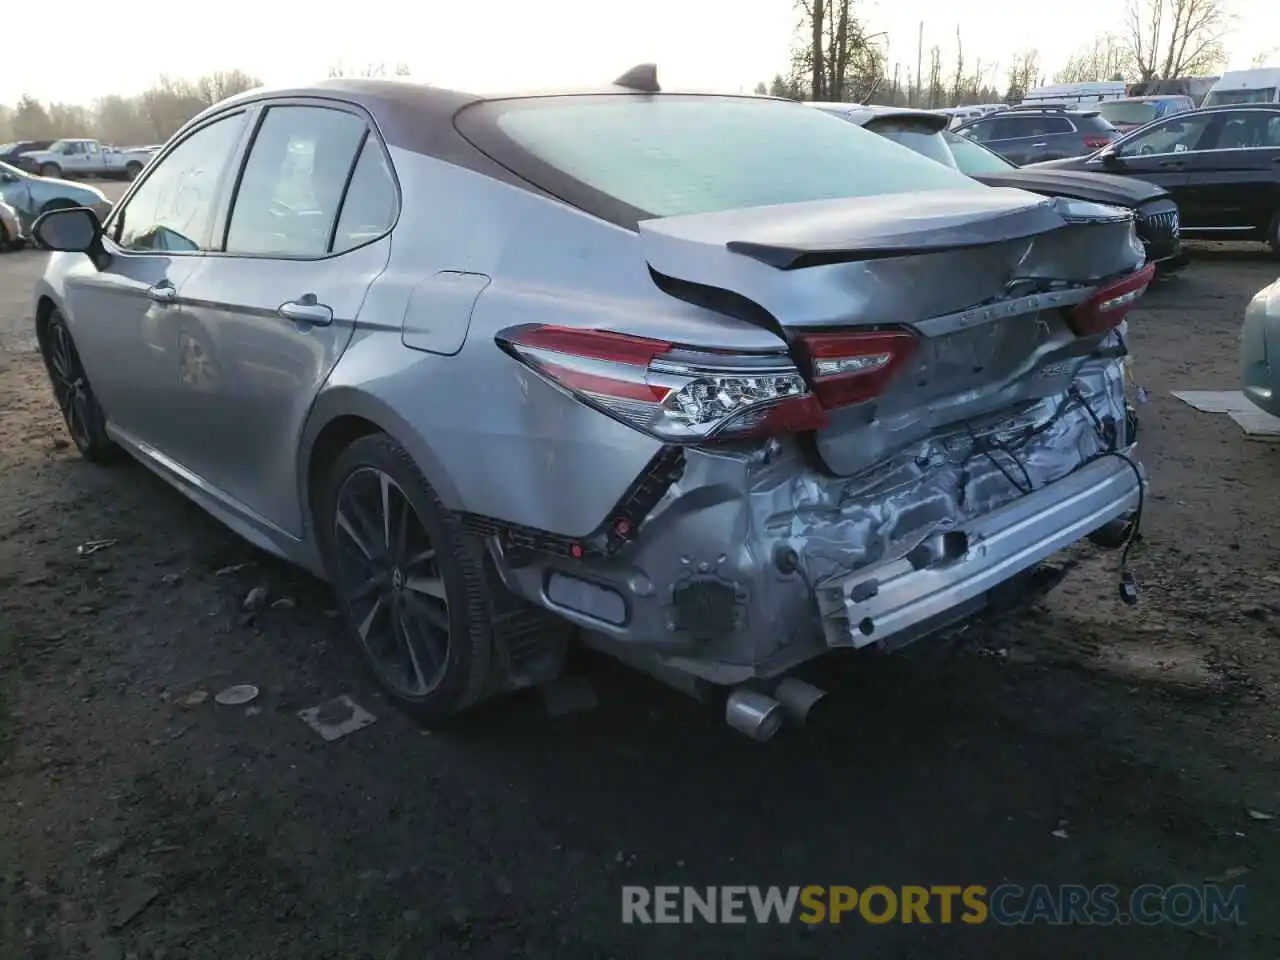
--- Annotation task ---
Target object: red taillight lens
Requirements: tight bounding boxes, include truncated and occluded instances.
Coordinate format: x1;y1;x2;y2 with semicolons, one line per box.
795;330;918;408
496;324;827;443
1068;263;1156;336
1083;134;1113;149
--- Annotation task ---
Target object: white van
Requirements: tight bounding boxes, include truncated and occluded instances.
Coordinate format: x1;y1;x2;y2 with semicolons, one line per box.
1020;81;1126;107
1202;69;1280;107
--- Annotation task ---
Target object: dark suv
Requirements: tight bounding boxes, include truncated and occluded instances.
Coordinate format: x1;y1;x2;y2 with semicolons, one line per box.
953;107;1117;164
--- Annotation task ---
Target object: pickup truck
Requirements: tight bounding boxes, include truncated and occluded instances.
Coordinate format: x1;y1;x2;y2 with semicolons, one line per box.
14;139;157;181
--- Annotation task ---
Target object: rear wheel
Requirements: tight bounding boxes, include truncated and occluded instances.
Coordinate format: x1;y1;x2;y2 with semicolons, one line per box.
319;433;494;722
1268;212;1280;256
0;221;10;252
125;161;143;180
38;309;119;462
39;162;62;179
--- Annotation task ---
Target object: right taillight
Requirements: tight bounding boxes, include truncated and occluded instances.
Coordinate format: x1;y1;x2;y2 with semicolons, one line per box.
496;324;921;444
1067;263;1156;337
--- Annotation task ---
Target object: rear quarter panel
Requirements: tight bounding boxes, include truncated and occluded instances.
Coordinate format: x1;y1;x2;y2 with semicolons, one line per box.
304;147;789;539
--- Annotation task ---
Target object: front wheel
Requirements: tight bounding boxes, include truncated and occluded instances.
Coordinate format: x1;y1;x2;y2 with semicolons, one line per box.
38;310;119;462
318;433;494;722
39;162;62;179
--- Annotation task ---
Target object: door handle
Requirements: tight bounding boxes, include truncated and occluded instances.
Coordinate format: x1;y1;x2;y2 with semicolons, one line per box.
1030;142;1048;148
146;281;177;303
278;295;333;327
1159;160;1185;168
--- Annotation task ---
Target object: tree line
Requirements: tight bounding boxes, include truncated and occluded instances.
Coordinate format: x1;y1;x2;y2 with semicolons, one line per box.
0;62;410;148
761;0;1265;107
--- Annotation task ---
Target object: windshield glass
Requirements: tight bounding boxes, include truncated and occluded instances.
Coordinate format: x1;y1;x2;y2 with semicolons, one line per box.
864;119;957;168
462;95;981;222
1203;88;1278;107
46;140;68;152
1099;101;1160;126
942;131;1016;173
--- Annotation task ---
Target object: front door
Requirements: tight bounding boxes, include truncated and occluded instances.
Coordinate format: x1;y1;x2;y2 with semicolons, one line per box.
174;102;398;536
1088;112;1223;219
61;112;252;454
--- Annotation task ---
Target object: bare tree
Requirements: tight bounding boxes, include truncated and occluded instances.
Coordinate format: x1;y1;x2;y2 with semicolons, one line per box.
791;0;886;102
926;45;944;108
328;61;412;79
1005;49;1043;101
194;70;262;108
1056;33;1130;83
1124;0;1230;81
1251;48;1279;68
950;28;966;106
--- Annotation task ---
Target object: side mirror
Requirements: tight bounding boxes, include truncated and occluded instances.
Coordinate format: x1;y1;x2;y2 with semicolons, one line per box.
32;206;111;270
1100;147;1123;167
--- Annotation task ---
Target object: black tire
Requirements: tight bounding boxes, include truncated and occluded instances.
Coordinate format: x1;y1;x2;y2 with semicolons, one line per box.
0;221;10;253
125;162;142;180
40;198;77;216
318;433;494;722
38;309;119;462
1268;212;1280;257
39;162;61;179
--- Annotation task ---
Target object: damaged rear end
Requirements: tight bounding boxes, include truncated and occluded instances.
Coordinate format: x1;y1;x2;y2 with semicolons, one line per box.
491;186;1149;697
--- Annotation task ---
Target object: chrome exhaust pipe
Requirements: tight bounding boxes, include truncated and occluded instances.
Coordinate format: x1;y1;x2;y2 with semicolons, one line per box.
725;689;785;741
772;678;829;728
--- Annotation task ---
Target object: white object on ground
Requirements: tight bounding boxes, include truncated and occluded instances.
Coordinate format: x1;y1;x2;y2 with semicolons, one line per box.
297;695;377;742
1171;390;1280;440
215;684;259;706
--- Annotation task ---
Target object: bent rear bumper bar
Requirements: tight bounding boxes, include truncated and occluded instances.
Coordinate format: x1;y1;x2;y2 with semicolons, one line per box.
816;452;1142;649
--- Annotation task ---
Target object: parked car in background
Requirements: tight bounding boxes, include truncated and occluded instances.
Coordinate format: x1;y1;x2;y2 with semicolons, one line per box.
1030;105;1280;253
1021;81;1127;108
0;140;55;165
953;106;1117;164
1098;95;1194;132
812;103;1184;271
1126;77;1218;106
28;72;1151;737
1241;277;1280;418
13;139;156;180
1203;69;1280;107
0;197;23;251
0;161;112;234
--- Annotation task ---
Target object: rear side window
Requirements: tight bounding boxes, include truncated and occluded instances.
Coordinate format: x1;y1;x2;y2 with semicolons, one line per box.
1039;117;1075;134
457;95;979;225
332;136;398;253
225;105;368;257
1075;114;1117;132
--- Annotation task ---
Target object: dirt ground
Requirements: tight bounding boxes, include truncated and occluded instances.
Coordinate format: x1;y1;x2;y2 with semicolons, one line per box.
1;187;1279;958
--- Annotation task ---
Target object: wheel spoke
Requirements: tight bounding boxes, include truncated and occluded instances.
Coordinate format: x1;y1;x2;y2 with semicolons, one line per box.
393;607;429;693
379;472;393;552
349;571;386;602
403;547;435;571
356;595;385;640
403;575;447;601
403;591;449;632
336;494;383;561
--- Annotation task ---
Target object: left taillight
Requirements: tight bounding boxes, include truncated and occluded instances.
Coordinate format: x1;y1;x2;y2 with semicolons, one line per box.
496;324;829;443
1067;263;1156;337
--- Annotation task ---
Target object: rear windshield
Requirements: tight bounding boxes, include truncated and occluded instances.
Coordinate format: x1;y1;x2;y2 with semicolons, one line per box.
1203;88;1277;106
942;131;1015;174
456;95;981;226
863;118;957;168
1099;101;1160;126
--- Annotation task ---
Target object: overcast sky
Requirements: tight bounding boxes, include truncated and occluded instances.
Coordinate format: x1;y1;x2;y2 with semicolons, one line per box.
4;0;1275;105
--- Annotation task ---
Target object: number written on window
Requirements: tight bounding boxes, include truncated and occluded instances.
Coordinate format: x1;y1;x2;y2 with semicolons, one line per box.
114;113;247;253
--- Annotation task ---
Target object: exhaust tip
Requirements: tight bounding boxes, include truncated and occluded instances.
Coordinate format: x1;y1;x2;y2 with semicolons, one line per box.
773;677;829;728
725;689;785;741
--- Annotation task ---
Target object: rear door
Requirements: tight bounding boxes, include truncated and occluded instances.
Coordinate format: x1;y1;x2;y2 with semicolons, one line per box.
1179;109;1280;232
174;100;397;536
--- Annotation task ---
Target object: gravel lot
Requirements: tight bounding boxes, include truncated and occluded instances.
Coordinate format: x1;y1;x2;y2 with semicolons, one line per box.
2;188;1279;958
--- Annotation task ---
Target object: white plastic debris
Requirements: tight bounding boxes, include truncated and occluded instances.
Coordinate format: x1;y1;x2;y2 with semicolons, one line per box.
1246;809;1274;822
1171;390;1280;440
214;684;259;706
298;695;377;742
1051;828;1069;840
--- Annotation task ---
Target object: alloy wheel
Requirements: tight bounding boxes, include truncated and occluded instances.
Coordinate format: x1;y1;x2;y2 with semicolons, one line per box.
45;318;96;451
332;467;451;698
